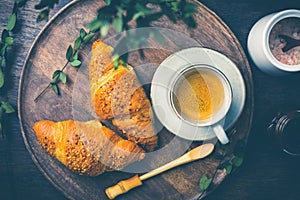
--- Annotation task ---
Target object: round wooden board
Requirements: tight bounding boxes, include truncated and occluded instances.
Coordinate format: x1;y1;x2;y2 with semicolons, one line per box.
18;0;254;199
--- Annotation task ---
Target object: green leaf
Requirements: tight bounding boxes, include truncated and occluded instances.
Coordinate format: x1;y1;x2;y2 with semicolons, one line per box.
112;54;119;62
59;72;67;84
170;1;179;12
6;13;16;31
132;2;153;20
135;3;152;15
51;84;59;95
80;28;86;39
225;164;232;174
0;68;4;88
51;70;61;83
66;45;73;61
70;59;81;67
72;51;79;60
199;174;212;191
5;36;14;46
160;4;177;23
183;2;198;16
120;52;129;64
100;23;109;36
232;156;244;167
1;101;15;114
112;54;120;69
1;45;7;57
88;18;103;32
1;57;6;68
104;0;111;5
83;32;95;42
74;37;82;50
112;17;123;33
0;122;2;133
36;9;49;23
133;11;144;20
1;29;9;41
113;60;119;70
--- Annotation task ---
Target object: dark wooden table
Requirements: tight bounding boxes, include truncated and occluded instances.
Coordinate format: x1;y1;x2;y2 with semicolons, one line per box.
1;0;300;199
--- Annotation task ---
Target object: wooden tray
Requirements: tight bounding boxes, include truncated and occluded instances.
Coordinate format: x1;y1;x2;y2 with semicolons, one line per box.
18;0;254;199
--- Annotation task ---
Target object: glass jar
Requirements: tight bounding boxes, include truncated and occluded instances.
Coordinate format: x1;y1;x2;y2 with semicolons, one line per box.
267;110;300;156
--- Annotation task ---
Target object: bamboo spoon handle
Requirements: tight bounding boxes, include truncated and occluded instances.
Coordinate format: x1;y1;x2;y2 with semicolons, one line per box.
105;175;142;200
105;143;214;199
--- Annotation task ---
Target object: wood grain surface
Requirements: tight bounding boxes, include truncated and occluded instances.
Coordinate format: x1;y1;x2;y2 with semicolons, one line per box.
17;0;252;199
1;0;300;200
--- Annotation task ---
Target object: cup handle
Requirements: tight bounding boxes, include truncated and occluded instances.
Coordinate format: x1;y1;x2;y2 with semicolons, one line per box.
212;124;229;144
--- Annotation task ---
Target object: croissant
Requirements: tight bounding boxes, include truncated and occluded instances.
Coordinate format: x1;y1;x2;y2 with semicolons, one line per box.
33;119;145;176
89;40;158;151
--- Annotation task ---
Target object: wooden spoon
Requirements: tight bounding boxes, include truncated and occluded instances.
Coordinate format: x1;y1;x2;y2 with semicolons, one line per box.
105;143;214;199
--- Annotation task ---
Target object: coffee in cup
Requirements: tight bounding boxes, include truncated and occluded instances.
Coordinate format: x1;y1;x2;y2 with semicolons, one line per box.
171;64;232;144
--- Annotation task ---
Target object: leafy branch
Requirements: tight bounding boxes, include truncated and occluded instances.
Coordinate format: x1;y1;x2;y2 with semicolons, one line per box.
1;0;59;137
34;0;198;101
34;28;96;102
35;0;59;22
0;0;26;137
89;0;198;65
0;0;56;134
0;0;28;87
199;130;246;195
217;139;245;175
1;0;57;88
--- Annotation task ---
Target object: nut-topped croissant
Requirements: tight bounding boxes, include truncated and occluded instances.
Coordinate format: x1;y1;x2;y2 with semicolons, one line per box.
33;119;145;176
89;40;158;151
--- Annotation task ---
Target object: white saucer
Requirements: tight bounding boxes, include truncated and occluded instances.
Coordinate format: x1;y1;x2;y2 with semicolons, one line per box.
151;47;246;141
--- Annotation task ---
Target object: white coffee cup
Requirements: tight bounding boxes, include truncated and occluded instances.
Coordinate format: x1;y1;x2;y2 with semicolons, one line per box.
170;64;232;144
